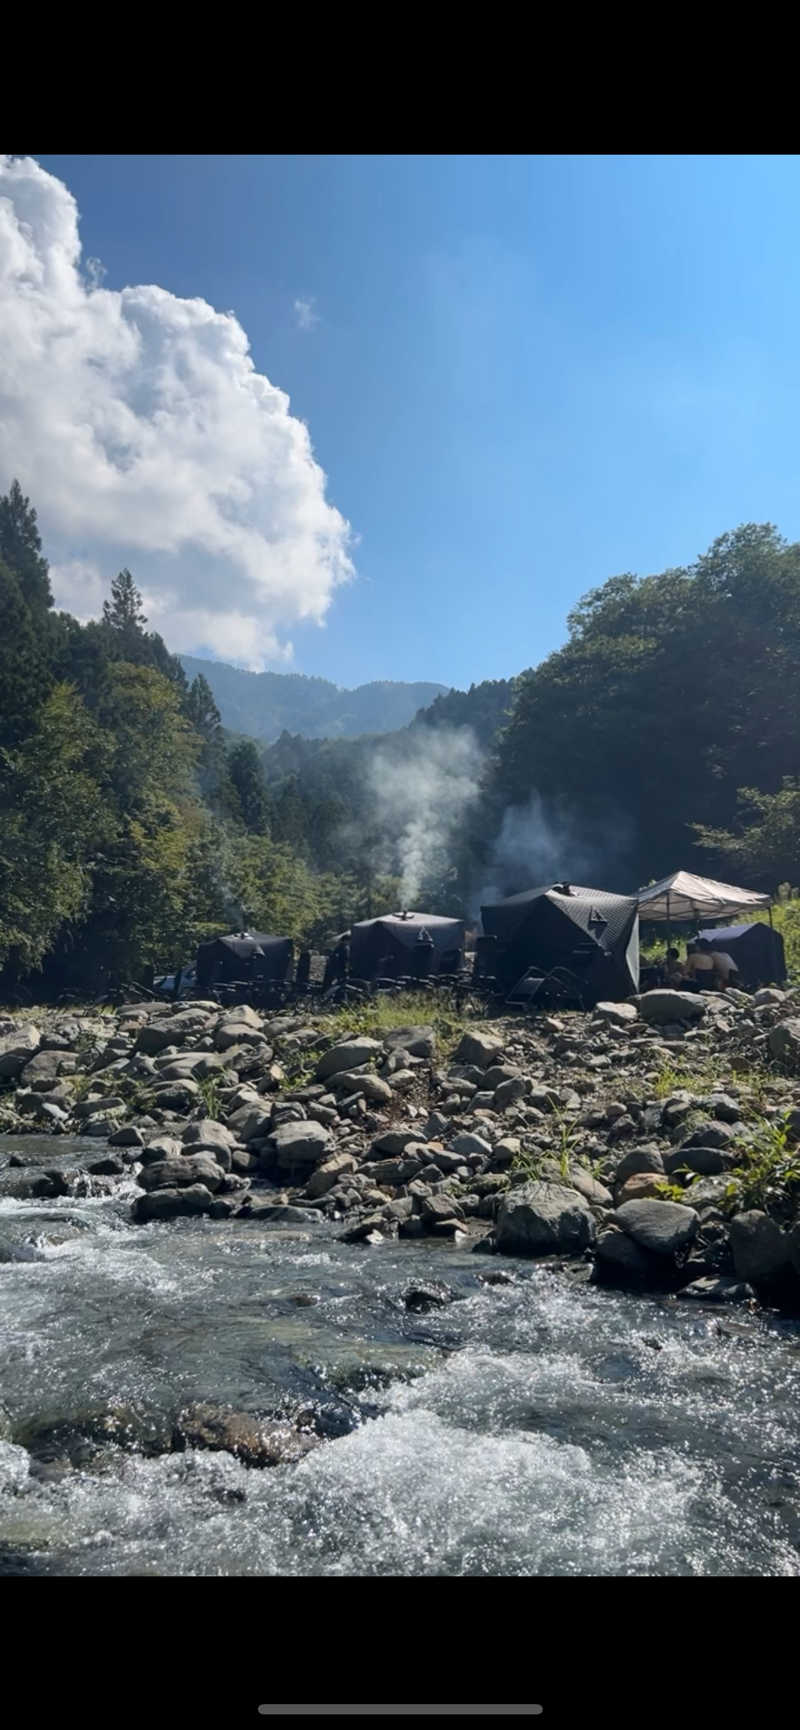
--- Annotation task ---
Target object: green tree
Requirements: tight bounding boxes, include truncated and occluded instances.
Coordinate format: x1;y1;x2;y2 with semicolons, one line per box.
0;479;53;611
228;739;271;833
694;780;800;888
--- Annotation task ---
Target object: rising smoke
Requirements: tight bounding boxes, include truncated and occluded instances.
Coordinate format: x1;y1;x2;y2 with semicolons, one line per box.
474;792;635;915
368;726;484;907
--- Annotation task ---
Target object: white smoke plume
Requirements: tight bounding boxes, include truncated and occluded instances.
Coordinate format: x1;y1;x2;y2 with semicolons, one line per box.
0;155;354;668
368;727;484;908
474;792;635;915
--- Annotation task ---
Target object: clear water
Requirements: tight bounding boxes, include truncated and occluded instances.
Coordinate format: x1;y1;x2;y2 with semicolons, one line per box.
1;1135;799;1576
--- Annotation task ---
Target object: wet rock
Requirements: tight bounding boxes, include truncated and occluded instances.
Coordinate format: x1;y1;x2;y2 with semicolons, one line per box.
496;1181;596;1256
137;1155;225;1193
173;1403;318;1468
593;1226;655;1282
678;1276;756;1304
401;1280;455;1312
87;1154;125;1176
316;1039;383;1081
729;1211;792;1285
638;990;706;1026
615;1198;699;1256
133;1183;215;1222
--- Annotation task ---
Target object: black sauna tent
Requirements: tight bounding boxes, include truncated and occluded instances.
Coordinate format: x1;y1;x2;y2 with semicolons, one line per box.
349;912;465;979
195;931;293;991
480;882;640;1001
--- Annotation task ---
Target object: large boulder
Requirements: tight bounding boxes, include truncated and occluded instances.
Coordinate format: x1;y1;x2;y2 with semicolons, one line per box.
638;990;706;1026
315;1039;382;1081
133;1184;215;1222
615;1198;699;1256
729;1211;792;1285
767;1019;800;1071
495;1181;596;1256
263;1119;334;1176
453;1031;505;1070
0;1026;41;1078
138;1154;225;1193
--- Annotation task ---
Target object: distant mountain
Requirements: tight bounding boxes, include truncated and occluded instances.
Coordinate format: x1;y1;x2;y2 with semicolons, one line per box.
179;656;449;743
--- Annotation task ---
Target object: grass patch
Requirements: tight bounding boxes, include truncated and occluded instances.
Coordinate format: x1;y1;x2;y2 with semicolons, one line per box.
722;1111;800;1214
313;989;478;1061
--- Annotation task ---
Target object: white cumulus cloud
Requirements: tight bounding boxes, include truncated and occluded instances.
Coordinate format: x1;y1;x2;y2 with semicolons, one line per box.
0;155;354;668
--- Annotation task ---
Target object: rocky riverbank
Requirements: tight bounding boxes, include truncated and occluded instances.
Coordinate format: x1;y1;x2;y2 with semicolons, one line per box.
3;984;800;1310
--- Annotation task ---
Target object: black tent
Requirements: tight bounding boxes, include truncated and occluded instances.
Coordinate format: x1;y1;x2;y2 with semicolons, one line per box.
697;922;786;988
195;931;293;992
349;912;465;981
480;882;639;1003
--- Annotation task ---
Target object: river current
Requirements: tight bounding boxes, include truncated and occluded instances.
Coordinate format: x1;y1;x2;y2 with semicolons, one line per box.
1;1136;799;1576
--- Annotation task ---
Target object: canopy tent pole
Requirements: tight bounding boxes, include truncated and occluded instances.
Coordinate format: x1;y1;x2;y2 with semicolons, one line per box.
665;891;671;955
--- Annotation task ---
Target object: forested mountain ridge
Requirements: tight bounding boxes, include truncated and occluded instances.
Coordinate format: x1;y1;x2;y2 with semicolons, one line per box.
179;655;449;742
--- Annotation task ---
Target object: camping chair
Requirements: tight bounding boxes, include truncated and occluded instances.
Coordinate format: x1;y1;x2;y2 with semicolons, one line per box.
506;964;587;1012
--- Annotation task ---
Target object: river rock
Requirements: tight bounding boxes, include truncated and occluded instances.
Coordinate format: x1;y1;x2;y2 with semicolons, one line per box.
495;1076;532;1109
305;1151;358;1197
263;1119;334;1175
613;1147;665;1184
594;1001;639;1026
678;1276;756;1304
615;1198;699;1256
133;1183;215;1222
334;1071;393;1104
594;1225;655;1281
615;1172;667;1205
767;1019;800;1070
182;1119;236;1151
496;1181;596;1256
453;1031;505;1069
0;1026;41;1078
138;1154;225;1193
638;990;706;1026
371;1129;419;1155
729;1211;792;1285
383;1026;436;1057
140;1135;184;1165
316;1039;382;1080
451;1132;492;1156
108;1125;145;1147
172;1403;318;1468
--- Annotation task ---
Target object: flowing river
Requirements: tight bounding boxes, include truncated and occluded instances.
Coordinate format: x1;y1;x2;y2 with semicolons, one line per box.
1;1135;799;1576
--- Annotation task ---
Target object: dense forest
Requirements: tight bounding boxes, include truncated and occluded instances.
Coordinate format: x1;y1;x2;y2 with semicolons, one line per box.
1;479;798;995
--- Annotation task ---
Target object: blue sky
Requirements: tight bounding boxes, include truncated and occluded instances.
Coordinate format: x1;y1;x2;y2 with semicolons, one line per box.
22;156;800;688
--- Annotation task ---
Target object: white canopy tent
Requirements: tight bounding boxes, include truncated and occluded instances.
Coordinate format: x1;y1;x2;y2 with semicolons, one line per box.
638;870;771;926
